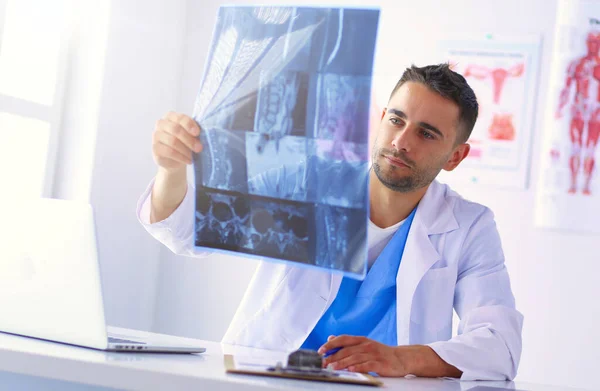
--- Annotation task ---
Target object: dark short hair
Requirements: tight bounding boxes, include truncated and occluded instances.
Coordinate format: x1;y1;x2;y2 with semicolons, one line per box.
389;63;478;144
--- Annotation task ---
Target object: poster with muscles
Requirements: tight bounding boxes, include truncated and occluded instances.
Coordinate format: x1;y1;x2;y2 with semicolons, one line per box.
536;0;600;233
435;35;541;189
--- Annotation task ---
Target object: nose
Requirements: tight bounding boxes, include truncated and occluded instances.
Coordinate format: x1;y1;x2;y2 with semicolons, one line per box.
391;124;415;152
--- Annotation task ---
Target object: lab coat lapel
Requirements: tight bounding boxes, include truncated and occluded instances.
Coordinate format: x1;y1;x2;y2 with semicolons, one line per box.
395;181;458;345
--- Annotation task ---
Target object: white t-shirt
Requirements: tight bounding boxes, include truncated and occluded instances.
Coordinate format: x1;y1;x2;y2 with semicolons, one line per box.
366;218;405;269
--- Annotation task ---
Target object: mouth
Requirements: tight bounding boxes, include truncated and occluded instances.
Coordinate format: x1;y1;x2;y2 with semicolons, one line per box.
384;155;411;168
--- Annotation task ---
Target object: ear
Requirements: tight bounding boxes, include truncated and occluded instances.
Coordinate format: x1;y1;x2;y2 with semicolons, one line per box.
443;143;470;172
381;107;387;120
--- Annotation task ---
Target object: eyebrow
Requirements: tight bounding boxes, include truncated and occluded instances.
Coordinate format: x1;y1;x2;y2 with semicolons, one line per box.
387;108;445;139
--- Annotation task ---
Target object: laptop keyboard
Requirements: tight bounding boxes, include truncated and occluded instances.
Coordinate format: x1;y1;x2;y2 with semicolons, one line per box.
108;336;146;345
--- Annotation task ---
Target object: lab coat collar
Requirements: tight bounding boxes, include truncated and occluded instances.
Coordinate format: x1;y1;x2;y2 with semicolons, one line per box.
416;180;459;235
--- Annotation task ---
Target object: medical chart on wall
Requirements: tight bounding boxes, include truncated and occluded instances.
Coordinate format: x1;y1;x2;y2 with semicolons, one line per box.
435;34;542;189
535;0;600;234
191;6;380;278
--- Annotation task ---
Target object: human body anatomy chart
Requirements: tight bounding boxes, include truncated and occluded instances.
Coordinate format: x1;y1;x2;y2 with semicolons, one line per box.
536;0;600;233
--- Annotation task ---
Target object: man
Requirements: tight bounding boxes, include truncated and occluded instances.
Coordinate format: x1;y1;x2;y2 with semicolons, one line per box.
137;64;523;380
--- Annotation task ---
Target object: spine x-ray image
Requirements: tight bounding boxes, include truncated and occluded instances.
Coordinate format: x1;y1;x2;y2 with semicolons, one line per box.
192;5;379;278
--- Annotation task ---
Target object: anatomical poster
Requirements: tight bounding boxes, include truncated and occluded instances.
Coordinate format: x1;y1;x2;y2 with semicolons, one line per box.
191;6;380;278
436;34;541;189
536;0;600;234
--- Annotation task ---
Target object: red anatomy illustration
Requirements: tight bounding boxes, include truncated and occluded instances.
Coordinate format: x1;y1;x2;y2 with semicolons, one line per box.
556;31;600;195
488;113;515;141
464;63;524;141
464;63;525;104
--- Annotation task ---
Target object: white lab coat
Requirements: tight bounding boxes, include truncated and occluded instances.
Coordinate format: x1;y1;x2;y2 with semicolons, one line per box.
137;178;523;381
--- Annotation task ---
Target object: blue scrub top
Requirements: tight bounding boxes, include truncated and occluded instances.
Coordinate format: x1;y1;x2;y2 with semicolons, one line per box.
301;207;417;350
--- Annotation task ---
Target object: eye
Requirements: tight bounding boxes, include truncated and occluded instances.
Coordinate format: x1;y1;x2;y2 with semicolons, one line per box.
420;129;435;140
389;117;403;126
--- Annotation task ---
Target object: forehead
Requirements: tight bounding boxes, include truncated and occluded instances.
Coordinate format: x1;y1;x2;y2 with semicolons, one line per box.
388;82;460;137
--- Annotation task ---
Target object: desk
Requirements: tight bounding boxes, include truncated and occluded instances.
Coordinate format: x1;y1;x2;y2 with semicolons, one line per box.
0;327;586;391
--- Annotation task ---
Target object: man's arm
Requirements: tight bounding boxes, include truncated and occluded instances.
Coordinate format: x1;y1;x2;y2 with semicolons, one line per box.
137;112;208;257
150;167;188;224
319;336;462;377
427;208;523;380
149;111;201;223
397;345;462;378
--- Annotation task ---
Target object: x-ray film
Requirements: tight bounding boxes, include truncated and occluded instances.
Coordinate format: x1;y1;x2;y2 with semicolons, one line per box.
192;6;379;279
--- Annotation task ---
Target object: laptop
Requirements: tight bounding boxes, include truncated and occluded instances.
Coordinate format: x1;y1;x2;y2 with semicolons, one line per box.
0;197;206;353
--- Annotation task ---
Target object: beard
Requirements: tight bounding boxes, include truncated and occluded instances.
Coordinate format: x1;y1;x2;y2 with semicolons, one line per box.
372;147;446;193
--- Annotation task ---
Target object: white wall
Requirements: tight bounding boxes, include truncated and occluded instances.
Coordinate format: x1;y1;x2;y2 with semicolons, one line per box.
54;1;110;202
149;0;600;389
57;0;188;331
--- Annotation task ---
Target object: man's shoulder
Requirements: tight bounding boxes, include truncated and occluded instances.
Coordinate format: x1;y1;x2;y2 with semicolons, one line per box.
432;180;495;227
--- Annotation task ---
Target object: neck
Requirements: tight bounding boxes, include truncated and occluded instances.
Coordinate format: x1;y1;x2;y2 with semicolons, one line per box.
369;170;429;228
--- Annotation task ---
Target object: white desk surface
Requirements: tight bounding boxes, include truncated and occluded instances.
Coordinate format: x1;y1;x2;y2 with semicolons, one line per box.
0;327;587;391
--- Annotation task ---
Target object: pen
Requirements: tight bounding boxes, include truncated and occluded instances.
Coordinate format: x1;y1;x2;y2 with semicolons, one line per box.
323;347;342;358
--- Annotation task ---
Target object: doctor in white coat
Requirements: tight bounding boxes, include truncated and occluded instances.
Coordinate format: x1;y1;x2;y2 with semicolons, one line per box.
137;63;523;381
